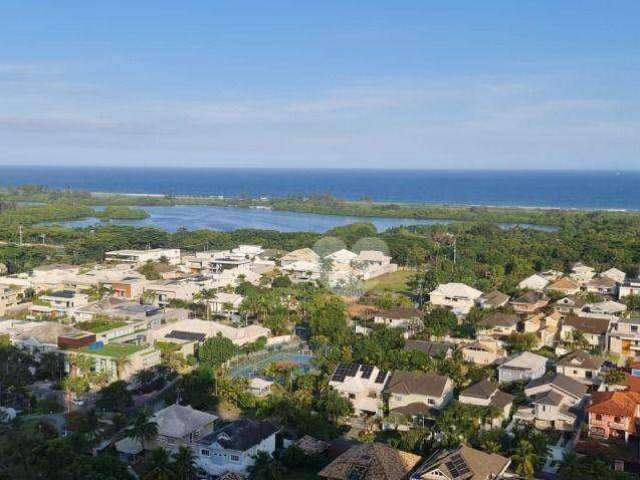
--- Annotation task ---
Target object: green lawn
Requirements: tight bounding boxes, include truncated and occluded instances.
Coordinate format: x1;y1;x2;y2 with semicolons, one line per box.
76;319;128;333
80;342;145;358
363;269;413;294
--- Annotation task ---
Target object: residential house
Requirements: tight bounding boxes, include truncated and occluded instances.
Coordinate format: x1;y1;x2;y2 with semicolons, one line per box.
510;291;549;313
560;315;610;349
280;248;320;267
410;445;510;480
72;342;161;381
618;277;640;299
556;351;604;385
476;312;520;339
570;263;596;283
404;340;454;359
538;311;562;347
329;363;390;417
540;269;564;282
0;285;22;317
459;379;514;428
384;371;454;429
116;404;218;459
518;274;549;291
30;290;90;320
354;250;398;279
498;351;548;384
249;378;274;397
587;391;640;442
477;290;510;310
196;419;279;478
373;308;422;338
281;260;321;282
325;249;358;265
516;373;588;430
553;295;586;314
355;250;393;269
460;339;506;366
546;277;581;296
10;321;82;354
143;280;201;307
208;292;244;320
319;443;422;480
150;319;270;347
608;316;640;361
584;300;627;316
103;275;147;300
601;268;627;284
585;276;618;296
105;248;181;265
429;283;483;315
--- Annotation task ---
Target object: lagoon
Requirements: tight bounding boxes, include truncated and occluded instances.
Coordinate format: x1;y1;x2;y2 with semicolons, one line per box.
47;205;557;233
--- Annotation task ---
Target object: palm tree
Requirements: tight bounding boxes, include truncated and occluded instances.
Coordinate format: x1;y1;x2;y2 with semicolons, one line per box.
511;439;537;479
172;445;198;480
144;447;174;480
79;409;101;442
127;408;158;453
115;354;132;380
248;451;285;480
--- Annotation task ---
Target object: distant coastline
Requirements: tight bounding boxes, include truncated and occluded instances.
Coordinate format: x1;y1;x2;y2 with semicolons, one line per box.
1;166;639;210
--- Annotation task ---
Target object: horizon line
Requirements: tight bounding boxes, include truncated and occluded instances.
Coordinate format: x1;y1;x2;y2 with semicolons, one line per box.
0;164;638;173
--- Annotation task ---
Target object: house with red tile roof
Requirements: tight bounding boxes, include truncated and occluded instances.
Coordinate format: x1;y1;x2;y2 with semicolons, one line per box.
587;391;640;442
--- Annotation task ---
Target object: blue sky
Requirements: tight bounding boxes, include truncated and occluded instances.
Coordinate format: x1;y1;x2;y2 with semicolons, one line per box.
0;1;638;169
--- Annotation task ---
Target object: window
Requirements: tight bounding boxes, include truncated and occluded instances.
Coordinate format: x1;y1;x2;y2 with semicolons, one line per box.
632;325;638;333
614;416;622;423
394;395;403;401
230;454;240;462
428;398;435;405
596;414;602;421
200;449;210;457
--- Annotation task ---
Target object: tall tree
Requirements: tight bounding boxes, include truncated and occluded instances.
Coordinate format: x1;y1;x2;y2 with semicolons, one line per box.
127;408;158;453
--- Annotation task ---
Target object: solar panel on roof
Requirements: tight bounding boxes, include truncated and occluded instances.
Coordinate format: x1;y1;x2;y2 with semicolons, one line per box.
346;364;359;376
375;370;388;383
446;455;470;479
360;365;374;379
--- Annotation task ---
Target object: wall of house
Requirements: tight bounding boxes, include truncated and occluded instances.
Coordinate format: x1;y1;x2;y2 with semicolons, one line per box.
498;365;545;384
589;413;632;440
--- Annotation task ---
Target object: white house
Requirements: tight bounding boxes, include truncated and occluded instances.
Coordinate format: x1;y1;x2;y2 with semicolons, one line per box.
324;249;357;265
150;319;270;347
498;351;547;384
516;373;588;431
208;292;244;320
518;274;549;291
619;277;640;299
429;283;483;315
280;248;320;267
570;263;596;283
329;363;390;416
105;248;181;266
600;268;626;284
556;351;604;385
196;419;279;477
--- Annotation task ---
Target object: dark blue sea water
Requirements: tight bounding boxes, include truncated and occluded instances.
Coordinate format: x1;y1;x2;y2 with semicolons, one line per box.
1;166;638;210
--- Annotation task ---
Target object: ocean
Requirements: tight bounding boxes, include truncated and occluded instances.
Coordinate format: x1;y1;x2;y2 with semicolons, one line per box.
1;166;639;210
